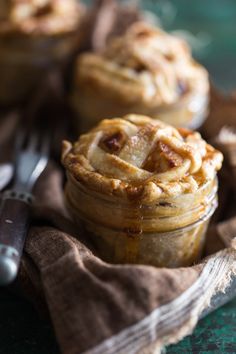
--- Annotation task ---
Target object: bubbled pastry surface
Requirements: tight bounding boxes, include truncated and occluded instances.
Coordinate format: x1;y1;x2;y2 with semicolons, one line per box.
62;114;223;203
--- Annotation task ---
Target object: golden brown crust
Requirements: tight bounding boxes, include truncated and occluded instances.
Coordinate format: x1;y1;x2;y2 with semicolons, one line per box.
74;22;208;108
0;0;84;36
62;114;223;203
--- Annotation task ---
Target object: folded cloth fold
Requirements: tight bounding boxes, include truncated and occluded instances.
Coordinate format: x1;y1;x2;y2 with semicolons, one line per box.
22;225;203;354
2;74;236;353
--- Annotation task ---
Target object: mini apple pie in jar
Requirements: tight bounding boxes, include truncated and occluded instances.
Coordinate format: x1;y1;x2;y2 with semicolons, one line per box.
71;23;209;132
0;0;85;106
62;115;223;267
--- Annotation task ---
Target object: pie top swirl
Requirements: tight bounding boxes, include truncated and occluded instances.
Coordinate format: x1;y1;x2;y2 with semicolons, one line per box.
0;0;82;35
62;114;223;203
75;22;209;108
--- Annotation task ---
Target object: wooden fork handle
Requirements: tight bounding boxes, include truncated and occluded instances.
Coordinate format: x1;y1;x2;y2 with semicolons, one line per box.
0;190;32;286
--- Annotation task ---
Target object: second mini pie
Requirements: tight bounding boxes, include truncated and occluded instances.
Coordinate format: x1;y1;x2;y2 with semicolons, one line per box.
62;114;223;267
71;23;209;132
0;0;85;106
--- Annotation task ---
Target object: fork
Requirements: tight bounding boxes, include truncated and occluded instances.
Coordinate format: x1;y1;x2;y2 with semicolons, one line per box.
0;128;49;285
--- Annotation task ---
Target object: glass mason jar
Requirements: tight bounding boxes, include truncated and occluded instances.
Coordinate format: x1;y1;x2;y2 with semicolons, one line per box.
0;31;81;106
149;90;209;130
71;72;209;133
65;174;218;268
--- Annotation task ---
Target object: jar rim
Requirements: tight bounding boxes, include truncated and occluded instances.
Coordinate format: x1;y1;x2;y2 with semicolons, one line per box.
71;193;217;237
65;176;218;234
69;172;217;206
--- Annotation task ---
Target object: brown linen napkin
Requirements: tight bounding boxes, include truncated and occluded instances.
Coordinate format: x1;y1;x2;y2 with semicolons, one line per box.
7;87;234;354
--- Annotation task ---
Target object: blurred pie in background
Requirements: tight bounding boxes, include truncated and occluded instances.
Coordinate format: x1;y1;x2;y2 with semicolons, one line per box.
0;0;85;106
71;22;209;132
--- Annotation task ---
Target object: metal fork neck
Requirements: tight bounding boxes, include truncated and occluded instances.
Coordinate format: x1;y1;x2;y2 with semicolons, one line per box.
1;190;33;204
